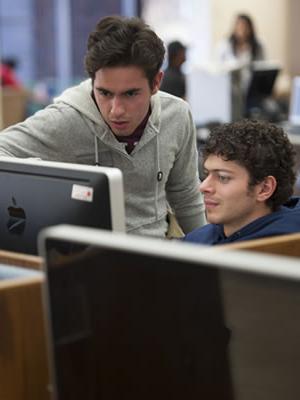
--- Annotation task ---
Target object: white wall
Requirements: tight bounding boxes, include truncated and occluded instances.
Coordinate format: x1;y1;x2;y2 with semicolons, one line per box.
142;0;212;66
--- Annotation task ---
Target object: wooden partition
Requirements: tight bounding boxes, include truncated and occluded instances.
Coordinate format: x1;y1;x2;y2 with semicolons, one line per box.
0;265;50;400
217;233;300;257
0;249;43;270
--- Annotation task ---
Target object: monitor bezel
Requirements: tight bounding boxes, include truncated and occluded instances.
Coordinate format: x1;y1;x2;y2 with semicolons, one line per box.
39;224;300;281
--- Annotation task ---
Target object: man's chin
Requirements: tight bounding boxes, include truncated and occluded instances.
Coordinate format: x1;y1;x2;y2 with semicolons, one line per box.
110;128;132;137
206;214;221;225
109;121;133;136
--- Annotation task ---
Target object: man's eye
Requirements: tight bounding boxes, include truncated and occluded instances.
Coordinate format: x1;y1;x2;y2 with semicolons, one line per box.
125;91;138;97
99;90;111;97
218;175;230;183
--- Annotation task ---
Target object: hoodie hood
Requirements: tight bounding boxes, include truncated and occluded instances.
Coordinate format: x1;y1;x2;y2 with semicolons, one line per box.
54;79;106;126
53;78;163;175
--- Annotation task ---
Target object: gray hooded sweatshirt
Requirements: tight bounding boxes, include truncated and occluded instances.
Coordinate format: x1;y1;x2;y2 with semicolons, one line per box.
0;79;205;236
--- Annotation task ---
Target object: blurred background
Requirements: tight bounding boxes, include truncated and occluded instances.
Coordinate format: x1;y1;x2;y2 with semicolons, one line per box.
0;0;300;129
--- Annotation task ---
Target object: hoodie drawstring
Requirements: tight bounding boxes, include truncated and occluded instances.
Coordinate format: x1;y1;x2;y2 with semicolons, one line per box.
94;135;100;166
95;132;163;222
155;134;163;220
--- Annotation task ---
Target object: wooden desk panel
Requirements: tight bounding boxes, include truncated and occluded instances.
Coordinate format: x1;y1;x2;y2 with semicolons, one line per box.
217;232;300;257
0;250;43;270
0;273;50;400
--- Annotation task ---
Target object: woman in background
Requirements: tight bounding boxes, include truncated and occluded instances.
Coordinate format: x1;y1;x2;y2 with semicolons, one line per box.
217;14;265;65
216;14;266;116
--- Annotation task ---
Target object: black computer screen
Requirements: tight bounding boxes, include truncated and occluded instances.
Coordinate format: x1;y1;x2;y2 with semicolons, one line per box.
45;243;232;400
247;68;279;102
0;158;125;254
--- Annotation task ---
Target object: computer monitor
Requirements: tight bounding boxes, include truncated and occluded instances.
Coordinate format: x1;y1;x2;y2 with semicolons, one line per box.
289;76;300;126
246;63;280;106
39;225;300;400
0;158;125;255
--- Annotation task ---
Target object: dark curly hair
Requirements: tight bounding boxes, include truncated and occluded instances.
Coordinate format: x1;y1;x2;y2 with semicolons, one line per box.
85;16;165;88
203;119;296;211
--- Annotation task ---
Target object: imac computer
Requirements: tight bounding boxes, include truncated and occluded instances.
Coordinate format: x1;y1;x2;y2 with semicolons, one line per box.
246;61;280;112
39;225;300;400
0;158;125;255
247;68;279;101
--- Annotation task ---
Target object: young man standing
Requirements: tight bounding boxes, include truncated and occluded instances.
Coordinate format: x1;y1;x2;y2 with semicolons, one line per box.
0;16;206;237
183;119;300;244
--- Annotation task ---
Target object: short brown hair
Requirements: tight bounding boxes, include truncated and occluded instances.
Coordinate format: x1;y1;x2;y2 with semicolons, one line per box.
85;16;165;88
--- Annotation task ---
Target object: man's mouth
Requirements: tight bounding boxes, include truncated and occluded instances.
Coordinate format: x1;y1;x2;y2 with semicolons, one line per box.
204;199;219;209
110;120;128;128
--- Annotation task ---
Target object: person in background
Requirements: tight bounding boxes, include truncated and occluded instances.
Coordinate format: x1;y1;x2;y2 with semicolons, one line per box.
160;40;186;99
216;14;266;115
0;16;206;238
217;14;265;66
0;57;22;88
183;119;300;245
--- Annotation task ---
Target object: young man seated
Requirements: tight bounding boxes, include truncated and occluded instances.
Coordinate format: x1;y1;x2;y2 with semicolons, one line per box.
183;119;300;244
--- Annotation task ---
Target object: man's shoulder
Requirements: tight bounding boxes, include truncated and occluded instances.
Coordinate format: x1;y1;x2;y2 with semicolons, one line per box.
54;79;92;104
271;197;300;231
151;91;194;138
233;200;300;242
54;79;105;125
155;90;189;113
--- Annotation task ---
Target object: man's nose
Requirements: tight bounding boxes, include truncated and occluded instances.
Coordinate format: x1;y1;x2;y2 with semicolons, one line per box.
110;97;125;117
199;175;213;193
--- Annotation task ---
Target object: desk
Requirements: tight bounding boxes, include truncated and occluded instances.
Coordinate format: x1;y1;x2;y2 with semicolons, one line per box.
0;251;49;400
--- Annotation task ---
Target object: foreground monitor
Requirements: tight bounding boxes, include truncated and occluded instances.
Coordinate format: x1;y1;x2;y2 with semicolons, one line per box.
39;225;300;400
0;158;125;254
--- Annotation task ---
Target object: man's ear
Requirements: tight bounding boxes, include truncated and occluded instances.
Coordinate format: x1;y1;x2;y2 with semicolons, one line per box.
256;176;277;203
151;71;164;94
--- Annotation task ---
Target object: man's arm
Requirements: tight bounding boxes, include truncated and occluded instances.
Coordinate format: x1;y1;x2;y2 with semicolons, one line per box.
0;104;85;162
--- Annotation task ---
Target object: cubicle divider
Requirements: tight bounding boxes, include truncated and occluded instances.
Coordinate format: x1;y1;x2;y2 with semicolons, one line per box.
0;250;43;270
0;259;49;400
217;232;300;258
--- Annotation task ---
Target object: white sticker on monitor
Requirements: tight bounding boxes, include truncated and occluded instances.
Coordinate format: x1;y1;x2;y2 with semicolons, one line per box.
71;184;94;202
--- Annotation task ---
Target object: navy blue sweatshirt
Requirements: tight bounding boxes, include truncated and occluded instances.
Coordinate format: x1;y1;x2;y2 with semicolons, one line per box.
183;197;300;245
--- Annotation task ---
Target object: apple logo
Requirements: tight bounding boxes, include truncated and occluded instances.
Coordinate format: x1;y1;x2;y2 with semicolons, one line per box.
7;196;26;235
